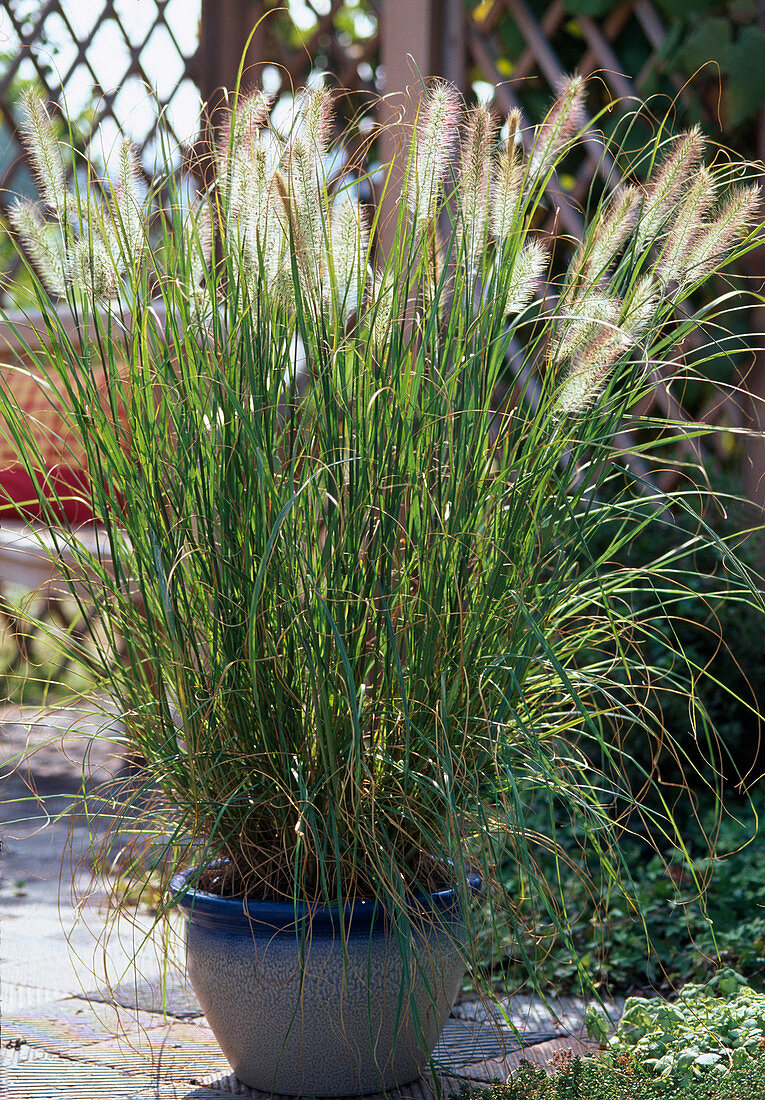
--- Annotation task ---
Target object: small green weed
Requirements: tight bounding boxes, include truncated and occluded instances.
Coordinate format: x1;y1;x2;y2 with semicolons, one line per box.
479;790;765;995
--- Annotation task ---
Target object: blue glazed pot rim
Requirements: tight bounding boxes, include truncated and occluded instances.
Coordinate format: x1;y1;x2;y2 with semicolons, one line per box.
169;865;482;933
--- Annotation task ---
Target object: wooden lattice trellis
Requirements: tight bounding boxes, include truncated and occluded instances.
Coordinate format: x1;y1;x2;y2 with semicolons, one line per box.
465;0;764;503
461;0;736;492
0;1;198;167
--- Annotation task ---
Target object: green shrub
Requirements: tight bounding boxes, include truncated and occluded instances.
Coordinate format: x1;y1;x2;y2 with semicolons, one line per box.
451;1047;765;1099
589;970;765;1084
478;790;765;995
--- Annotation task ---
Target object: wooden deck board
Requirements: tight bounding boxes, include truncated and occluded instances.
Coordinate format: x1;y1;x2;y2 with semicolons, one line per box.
186;1031;604;1098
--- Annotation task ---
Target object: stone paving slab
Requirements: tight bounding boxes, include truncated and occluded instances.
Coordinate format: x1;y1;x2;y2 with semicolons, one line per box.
0;1048;159;1099
1;996;169;1054
2;980;75;1010
453;993;623;1037
65;1017;232;1078
188;1068;450;1100
462;1036;601;1079
81;969;205;1017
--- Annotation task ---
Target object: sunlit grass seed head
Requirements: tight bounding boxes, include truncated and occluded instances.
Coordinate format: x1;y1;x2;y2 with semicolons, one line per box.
527;74;585;188
504;239;549;315
574;185;641;284
553;291;622;362
113;138;145;260
555;323;632;416
621;273;660;338
327;194;369;321
678;183;761;288
408;80;461;231
459;104;496;277
7;198;67;296
231;89;273;148
366;269;397;358
281;89;335;305
656;166;717;287
491;136;524;242
67;234;119;301
634;126;706;252
289;84;333;162
231;144;277;269
19;88;68;217
216;89;273;192
227;138;266;226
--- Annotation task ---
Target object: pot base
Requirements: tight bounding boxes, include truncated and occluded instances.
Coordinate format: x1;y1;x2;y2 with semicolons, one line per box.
173;872;470;1096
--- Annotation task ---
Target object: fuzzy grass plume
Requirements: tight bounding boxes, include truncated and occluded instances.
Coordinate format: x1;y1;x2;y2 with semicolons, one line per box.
8;90;146;301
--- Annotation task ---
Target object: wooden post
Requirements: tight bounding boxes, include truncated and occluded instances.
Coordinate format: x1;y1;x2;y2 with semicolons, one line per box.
741;103;765;529
189;0;266;185
194;0;266;110
377;0;466;255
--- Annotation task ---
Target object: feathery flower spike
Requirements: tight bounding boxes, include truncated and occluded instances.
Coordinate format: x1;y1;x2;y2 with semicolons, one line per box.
491;126;524;241
459;104;496;278
217;90;273;194
634;127;705;253
504;240;549;315
656;167;717;287
575;186;641;283
555;325;631;415
527;76;585;187
284;85;335;304
367;269;397;357
678;184;761;288
233;142;271;250
111;139;145;261
7;199;67;295
19;90;67;217
327;195;369;321
232;91;272;149
622;274;660;338
408;80;461;231
68;234;119;301
552;291;622;362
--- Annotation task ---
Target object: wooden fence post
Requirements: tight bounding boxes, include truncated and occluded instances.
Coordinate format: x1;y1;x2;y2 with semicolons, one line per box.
195;0;266;110
377;0;466;254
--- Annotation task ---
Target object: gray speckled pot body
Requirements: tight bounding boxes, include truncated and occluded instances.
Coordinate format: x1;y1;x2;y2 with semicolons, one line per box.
172;870;470;1096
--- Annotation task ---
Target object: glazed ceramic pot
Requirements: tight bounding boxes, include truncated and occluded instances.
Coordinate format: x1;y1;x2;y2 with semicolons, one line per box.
171;867;479;1096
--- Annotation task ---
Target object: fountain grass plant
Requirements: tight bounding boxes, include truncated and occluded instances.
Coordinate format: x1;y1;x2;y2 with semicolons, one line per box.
1;75;763;994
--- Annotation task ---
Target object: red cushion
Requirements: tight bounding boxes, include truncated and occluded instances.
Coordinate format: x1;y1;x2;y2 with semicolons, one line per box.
0;465;96;524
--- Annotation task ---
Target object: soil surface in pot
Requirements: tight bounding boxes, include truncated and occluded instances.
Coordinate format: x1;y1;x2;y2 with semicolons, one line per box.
196;852;457;904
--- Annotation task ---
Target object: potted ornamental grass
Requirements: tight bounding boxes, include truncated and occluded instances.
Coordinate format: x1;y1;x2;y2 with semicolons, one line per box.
1;75;763;1093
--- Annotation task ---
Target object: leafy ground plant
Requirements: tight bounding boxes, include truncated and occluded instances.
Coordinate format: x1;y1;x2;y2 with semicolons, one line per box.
589;969;765;1083
0;75;763;1012
450;1048;765;1099
480;787;765;995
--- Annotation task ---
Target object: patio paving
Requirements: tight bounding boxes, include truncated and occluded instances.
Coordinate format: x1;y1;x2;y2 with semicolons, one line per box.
0;702;617;1098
